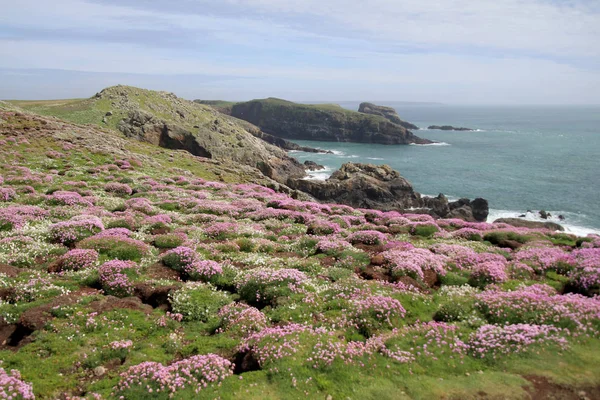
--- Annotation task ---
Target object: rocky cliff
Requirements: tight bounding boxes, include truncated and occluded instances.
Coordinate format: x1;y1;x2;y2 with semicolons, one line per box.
358;102;419;130
229;98;433;145
288;163;488;221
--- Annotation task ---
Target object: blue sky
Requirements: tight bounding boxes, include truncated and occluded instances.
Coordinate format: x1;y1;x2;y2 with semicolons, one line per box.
1;0;599;104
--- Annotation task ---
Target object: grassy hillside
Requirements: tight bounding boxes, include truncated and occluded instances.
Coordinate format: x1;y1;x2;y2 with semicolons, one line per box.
0;105;599;399
9;86;306;184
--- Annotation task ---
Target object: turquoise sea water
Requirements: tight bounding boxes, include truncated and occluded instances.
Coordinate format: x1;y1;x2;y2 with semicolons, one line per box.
289;104;600;236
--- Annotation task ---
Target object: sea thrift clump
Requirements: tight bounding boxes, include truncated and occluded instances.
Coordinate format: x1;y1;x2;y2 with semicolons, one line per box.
185;260;222;281
238;323;316;366
49;216;104;245
104;182;133;196
476;284;600;332
307;220;341;235
59;249;99;271
0;205;48;231
316;237;352;254
0;187;16;202
125;197;154;214
114;354;233;397
162;246;199;272
46;191;93;206
469;261;509;286
98;260;140;297
217;302;268;335
143;214;172;226
429;243;479;270
352;295;406;333
236;268;308;304
108;339;133;350
514;247;575;273
569;248;600;293
0;367;35;399
382;248;448;281
468;324;568;359
347;230;388;245
451;228;484;240
204;222;238;239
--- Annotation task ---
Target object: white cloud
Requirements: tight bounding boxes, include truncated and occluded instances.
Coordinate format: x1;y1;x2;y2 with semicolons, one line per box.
1;0;599;103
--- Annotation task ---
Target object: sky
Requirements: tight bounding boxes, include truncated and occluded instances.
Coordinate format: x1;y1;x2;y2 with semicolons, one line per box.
0;0;599;104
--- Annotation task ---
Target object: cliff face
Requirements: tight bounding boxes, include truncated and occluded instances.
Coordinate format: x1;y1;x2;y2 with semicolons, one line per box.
230;98;432;145
358;102;419;130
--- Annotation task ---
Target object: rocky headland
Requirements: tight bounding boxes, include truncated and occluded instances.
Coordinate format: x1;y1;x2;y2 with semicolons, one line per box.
288;163;489;222
227;98;433;145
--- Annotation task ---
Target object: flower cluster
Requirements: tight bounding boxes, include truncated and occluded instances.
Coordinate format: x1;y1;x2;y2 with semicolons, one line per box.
49;216;105;245
185;260;222;281
352;295;406;332
162;246;199;272
217;302;268;335
114;354;233;397
316;237;352;254
59;249;99;271
476;284;600;332
469;261;508;286
0;205;48;231
204;222;238;239
104;182;133;196
347;230;388;245
0;187;16;202
513;247;574;273
238;323;315;366
46;191;93;206
235;268;308;304
0;368;35;399
98;260;140;297
382;248;448;281
468;323;568;359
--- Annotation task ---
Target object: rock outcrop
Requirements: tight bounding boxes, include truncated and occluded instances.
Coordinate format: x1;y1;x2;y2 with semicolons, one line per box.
229;98;433;145
494;218;564;231
288;163;488;221
358;102;419;130
89;86;307;184
428;125;474;131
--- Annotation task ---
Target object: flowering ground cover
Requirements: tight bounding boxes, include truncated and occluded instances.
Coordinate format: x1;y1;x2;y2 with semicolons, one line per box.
1;107;600;399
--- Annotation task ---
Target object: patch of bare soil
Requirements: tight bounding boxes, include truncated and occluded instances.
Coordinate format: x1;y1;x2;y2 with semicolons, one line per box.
524;375;600;400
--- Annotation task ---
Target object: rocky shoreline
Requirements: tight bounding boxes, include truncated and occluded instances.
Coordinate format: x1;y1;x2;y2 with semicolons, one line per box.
288;163;489;222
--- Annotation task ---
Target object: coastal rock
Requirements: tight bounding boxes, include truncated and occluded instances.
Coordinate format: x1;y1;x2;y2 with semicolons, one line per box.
229;98;433;145
470;198;490;222
428;125;474;131
288;163;488;221
539;210;551;219
303;160;325;171
358;102;419;130
494;218;564;231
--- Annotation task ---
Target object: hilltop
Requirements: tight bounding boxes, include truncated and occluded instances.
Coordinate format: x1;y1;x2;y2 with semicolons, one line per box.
10;86;307;184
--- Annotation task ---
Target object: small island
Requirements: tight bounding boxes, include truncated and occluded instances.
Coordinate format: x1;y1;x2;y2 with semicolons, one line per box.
428;125;474;131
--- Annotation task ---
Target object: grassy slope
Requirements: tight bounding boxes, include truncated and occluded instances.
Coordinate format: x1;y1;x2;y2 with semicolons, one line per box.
0;105;599;399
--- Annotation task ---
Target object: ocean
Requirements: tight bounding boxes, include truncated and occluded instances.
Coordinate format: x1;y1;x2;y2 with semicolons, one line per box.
289;103;600;236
